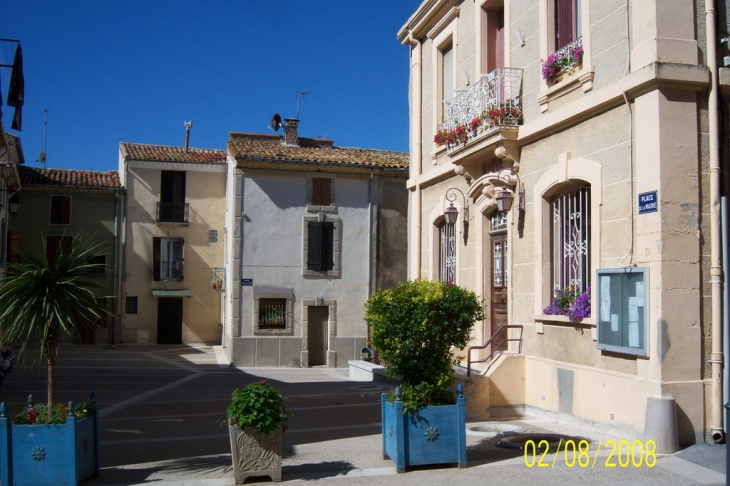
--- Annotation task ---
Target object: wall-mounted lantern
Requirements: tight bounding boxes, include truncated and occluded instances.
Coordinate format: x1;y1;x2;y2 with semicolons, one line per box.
445;187;469;243
494;168;525;213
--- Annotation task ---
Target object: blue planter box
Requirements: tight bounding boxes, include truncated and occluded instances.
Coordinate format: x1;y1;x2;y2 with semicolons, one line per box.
381;384;466;473
0;395;99;486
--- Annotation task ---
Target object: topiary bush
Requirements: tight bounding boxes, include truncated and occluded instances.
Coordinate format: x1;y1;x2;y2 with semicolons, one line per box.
364;280;484;413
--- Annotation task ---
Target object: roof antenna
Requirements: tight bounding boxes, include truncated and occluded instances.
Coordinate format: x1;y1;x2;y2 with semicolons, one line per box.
36;108;48;168
184;120;193;151
296;91;310;120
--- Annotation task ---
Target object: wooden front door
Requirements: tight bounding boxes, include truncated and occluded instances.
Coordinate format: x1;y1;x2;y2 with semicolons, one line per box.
308;306;328;366
157;297;183;344
491;234;508;352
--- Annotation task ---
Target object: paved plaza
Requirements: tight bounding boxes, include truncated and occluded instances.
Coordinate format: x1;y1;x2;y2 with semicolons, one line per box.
0;344;725;485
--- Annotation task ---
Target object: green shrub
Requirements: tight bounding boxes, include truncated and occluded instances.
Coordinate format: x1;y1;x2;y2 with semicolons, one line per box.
227;380;290;434
364;280;484;413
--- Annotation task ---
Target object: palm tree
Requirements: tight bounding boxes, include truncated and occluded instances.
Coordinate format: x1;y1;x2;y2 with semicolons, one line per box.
0;234;110;410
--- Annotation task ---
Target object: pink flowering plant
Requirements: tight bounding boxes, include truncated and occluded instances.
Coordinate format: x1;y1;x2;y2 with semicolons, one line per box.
543;286;591;323
541;39;584;82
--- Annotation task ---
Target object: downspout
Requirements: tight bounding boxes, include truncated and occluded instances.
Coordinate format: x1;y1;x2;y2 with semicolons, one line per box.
706;0;725;443
367;168;375;296
406;32;423;280
109;188;120;346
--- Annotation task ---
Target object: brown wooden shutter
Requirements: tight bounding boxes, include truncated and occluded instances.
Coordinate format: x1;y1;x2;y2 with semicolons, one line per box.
555;0;574;50
153;237;161;281
61;196;71;224
312;178;331;206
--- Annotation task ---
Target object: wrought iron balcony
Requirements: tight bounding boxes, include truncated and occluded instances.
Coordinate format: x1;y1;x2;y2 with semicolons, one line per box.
435;67;523;152
156;202;189;224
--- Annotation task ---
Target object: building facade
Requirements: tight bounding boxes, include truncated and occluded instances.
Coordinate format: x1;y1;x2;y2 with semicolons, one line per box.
224;120;409;367
399;0;730;445
8;166;124;344
119;143;227;345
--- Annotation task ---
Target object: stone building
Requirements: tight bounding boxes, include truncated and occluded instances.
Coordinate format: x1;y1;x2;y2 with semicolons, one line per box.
223;119;409;367
398;0;730;445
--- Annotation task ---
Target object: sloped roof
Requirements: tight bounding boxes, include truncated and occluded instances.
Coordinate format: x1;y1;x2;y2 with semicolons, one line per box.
227;133;409;172
120;142;226;164
19;165;122;192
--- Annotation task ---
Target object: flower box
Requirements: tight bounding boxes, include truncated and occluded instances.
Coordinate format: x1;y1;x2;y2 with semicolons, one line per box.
229;424;282;483
381;384;467;473
0;396;99;486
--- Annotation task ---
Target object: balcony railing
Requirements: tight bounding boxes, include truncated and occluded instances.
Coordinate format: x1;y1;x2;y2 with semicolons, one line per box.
435;67;523;152
156;202;189;224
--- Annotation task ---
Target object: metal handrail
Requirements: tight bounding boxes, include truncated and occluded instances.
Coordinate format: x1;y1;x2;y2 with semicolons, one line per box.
466;325;523;376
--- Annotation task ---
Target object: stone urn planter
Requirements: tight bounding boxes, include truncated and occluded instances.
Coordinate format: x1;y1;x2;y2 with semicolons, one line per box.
229;424;283;483
0;395;99;486
226;379;289;484
381;384;467;472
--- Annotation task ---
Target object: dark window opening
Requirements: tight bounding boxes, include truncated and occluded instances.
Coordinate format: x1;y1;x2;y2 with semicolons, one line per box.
312;178;331;206
50;195;71;225
259;298;287;329
307;221;335;271
125;296;138;314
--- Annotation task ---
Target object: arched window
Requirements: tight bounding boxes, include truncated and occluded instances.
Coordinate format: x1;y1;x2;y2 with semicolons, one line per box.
439;221;456;282
550;185;590;292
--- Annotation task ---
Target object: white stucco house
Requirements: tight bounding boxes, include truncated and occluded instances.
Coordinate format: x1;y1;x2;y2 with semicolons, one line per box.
223;119;409;368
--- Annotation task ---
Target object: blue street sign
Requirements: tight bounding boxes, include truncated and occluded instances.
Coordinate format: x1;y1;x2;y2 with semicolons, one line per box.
241;278;253;286
638;191;658;214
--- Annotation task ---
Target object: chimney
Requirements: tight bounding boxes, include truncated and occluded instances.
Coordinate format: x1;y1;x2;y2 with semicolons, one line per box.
283;118;299;146
184;120;193;150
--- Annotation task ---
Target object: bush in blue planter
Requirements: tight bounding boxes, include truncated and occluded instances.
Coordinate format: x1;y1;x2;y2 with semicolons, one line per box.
365;279;484;413
365;280;484;472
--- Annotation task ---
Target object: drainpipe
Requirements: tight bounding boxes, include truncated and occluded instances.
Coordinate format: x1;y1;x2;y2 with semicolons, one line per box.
367;168;375;296
406;32;422;280
705;0;725;443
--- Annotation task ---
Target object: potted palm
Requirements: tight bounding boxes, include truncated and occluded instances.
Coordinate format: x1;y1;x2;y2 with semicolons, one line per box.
227;379;290;483
0;234;109;486
364;279;484;472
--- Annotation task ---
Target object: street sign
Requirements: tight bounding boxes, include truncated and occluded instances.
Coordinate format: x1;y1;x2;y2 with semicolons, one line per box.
638;191;658;214
241;278;253;286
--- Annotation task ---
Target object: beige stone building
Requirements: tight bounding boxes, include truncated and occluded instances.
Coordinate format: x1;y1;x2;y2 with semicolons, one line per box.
399;0;730;445
119;143;227;345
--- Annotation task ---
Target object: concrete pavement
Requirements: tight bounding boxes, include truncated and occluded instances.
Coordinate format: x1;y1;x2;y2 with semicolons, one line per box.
0;344;724;485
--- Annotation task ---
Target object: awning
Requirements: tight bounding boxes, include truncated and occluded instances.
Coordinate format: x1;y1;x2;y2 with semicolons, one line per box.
152;290;192;298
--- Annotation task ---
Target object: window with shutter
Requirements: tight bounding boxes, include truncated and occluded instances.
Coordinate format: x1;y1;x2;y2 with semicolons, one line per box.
153;237;184;281
46;235;73;263
306;221;335;272
441;44;454;123
554;0;581;50
50;195;71;224
312;178;331;206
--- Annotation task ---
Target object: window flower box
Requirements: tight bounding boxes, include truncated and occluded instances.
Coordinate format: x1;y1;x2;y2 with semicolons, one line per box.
542;38;584;85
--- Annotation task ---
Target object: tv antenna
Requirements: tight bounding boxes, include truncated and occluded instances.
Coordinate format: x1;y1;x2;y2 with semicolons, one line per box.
296;91;310;120
37;108;48;168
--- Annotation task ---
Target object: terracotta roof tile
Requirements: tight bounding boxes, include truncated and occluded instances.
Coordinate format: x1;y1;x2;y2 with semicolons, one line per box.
227;133;409;170
120;142;226;163
19;166;122;192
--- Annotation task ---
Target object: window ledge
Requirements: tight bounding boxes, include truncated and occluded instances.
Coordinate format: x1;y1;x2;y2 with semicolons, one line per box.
306;204;336;213
533;314;596;326
254;328;293;336
537;64;595;113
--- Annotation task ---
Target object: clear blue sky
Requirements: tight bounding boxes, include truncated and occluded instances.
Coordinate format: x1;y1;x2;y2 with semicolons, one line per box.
1;1;417;172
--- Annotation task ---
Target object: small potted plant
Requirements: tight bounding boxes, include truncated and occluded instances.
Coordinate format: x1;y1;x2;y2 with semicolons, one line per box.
227;379;290;484
364;280;484;472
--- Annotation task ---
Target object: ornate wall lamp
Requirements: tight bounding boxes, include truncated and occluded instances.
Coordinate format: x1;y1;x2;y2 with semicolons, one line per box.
444;187;469;243
0;190;20;217
494;168;525;212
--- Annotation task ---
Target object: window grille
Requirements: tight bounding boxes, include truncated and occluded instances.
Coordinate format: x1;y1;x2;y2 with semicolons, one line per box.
493;239;508;287
440;222;456;282
125;296;138;314
551;185;590;292
490;211;507;232
259;298;287;329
